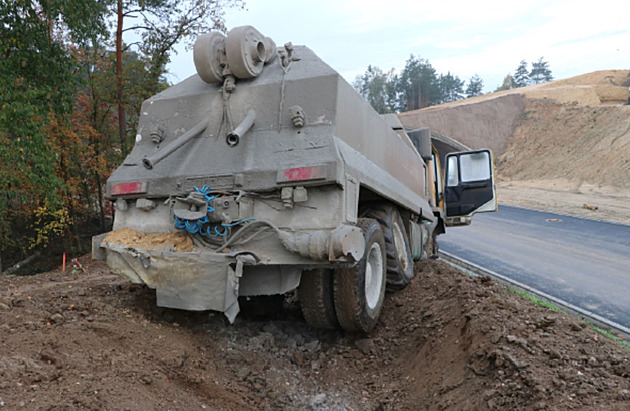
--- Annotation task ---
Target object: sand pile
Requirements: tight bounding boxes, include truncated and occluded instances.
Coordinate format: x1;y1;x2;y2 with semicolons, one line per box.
104;228;195;252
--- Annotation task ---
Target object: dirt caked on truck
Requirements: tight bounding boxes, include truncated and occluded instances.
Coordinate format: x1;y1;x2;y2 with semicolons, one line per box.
93;26;497;332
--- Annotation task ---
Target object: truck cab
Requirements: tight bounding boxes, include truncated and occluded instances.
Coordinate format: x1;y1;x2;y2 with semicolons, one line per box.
388;120;497;232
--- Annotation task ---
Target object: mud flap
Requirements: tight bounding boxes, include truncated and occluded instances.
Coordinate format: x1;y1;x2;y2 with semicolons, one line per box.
105;244;240;322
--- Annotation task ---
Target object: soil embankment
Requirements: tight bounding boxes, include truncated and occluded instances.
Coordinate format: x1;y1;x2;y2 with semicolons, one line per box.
1;257;629;409
398;93;525;156
398;70;630;223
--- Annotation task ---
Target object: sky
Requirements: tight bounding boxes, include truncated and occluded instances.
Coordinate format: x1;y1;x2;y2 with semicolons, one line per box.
167;0;630;93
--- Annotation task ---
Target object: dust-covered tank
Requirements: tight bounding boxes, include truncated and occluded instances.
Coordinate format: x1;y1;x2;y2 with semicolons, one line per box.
93;26;497;332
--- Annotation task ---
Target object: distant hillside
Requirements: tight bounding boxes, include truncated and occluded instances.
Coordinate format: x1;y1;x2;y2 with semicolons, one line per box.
397;70;630;190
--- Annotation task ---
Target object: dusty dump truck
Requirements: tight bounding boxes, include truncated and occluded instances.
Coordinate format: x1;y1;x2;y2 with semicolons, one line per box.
93;26;497;332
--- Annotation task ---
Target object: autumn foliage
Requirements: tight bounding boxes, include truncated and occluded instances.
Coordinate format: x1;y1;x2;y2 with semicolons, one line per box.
0;0;242;272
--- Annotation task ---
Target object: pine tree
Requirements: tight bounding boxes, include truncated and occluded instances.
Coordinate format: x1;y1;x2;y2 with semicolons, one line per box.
398;55;440;110
465;74;484;97
438;72;465;103
530;57;553;84
514;60;530;87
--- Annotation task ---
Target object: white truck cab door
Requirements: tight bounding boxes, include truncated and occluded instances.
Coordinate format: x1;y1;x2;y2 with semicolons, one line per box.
443;149;497;226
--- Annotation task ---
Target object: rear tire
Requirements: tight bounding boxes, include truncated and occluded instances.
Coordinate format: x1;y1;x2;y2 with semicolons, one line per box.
299;269;339;329
333;218;387;333
364;204;414;291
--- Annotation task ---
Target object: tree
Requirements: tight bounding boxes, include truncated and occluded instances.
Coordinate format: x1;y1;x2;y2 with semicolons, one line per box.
355;56;479;112
0;0;244;272
113;0;244;155
398;55;440;110
514;60;530;87
465;74;484;97
384;72;401;113
438;72;465;103
68;46;159;232
0;0;108;269
353;66;399;114
495;74;518;92
530;57;553;84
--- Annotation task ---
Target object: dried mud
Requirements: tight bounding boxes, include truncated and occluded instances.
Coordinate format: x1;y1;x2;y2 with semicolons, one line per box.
1;257;629;410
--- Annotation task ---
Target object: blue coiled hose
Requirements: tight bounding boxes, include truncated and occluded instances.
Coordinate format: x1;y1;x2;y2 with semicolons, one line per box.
174;186;255;237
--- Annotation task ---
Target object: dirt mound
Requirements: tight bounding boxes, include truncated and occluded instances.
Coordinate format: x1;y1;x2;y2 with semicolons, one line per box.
494;93;630;223
1;257;628;409
522;70;630;106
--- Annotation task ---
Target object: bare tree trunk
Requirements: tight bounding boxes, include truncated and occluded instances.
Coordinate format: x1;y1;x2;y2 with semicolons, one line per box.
116;0;127;154
96;176;105;231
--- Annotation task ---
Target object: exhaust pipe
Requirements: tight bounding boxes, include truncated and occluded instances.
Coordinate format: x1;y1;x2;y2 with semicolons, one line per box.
226;109;256;147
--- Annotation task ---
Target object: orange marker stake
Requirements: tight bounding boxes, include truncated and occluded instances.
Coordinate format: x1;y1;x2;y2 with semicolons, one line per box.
62;252;66;273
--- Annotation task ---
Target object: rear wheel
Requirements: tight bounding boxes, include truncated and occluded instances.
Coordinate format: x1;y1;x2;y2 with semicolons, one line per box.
333;218;386;333
364;204;414;291
299;268;339;329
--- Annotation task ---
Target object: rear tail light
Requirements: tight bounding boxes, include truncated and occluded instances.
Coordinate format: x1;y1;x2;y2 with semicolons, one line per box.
111;182;147;196
277;165;325;183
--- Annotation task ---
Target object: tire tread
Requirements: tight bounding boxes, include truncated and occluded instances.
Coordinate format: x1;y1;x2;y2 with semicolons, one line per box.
299;269;339;329
333;218;386;333
364;203;414;291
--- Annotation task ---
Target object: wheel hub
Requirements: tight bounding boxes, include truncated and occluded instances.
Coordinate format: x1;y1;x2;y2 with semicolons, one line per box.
364;242;384;309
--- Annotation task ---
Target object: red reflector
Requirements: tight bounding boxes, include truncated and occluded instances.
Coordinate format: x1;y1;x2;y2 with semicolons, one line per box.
277;166;325;183
111;182;147;195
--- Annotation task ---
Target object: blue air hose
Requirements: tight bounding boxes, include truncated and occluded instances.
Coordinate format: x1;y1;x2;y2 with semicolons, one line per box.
174;186;255;237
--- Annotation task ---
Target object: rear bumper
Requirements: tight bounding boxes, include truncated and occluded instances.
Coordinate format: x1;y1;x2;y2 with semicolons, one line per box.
92;224;365;322
103;242;241;322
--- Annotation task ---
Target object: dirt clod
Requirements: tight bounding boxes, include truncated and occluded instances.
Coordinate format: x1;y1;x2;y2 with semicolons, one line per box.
49;313;64;324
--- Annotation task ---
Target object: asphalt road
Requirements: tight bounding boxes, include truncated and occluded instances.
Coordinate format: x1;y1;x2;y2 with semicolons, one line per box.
439;205;630;330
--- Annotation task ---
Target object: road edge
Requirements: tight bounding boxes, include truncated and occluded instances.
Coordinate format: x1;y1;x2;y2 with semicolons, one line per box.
498;203;630;227
439;250;630;343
